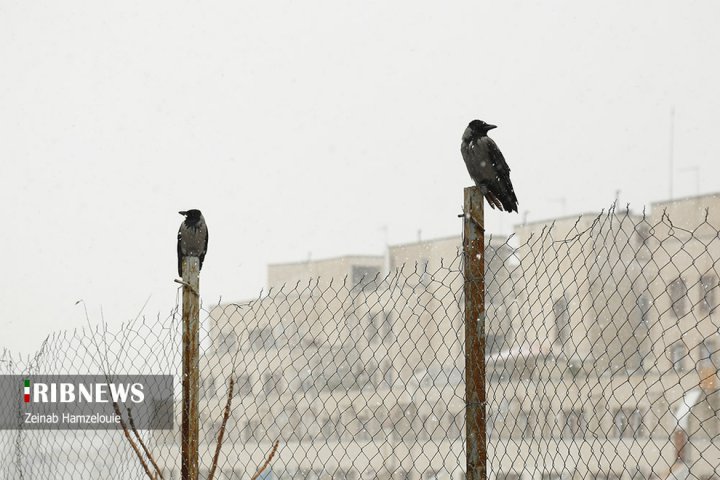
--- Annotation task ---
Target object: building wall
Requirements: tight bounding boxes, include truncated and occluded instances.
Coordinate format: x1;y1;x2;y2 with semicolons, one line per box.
158;193;720;480
491;196;720;480
267;255;385;291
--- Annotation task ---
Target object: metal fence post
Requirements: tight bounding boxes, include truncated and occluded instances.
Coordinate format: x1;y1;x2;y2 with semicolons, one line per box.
181;256;201;480
463;186;486;480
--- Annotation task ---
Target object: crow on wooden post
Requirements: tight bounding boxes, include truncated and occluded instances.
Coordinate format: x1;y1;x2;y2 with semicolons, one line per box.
461;120;519;213
177;209;208;279
176;209;208;480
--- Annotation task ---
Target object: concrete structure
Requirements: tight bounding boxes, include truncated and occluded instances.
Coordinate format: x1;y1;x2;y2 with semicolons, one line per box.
490;196;720;480
155;193;720;480
171;234;513;480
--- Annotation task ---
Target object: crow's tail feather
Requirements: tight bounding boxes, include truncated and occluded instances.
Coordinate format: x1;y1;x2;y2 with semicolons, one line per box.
485;191;504;210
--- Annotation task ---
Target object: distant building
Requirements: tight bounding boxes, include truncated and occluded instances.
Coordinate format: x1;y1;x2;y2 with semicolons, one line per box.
155;193;720;480
157;234;511;479
490;194;720;480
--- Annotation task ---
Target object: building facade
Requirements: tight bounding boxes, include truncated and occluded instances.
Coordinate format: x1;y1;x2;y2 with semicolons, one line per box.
156;194;720;480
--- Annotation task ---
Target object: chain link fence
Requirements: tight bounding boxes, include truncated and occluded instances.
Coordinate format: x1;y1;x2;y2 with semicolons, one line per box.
1;201;719;480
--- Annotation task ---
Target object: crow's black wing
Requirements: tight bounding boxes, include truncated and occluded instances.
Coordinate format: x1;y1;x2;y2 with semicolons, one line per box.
199;228;208;270
461;137;503;210
486;137;519;212
177;228;183;277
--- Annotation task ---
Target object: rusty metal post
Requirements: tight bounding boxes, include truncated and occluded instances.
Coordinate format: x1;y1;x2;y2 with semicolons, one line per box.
463;186;486;480
181;256;200;480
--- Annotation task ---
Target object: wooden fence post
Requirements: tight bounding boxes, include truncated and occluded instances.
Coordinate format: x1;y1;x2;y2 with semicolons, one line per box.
463;186;486;480
181;256;200;480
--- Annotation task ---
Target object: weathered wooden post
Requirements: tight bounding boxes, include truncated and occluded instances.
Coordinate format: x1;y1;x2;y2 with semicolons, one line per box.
463;186;486;480
181;256;201;480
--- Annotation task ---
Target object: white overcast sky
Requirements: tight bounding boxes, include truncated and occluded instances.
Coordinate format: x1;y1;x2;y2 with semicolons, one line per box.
1;1;719;355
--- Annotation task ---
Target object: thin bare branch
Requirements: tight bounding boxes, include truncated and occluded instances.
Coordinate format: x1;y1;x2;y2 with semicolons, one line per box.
207;377;235;480
250;440;279;480
112;401;156;480
127;407;165;480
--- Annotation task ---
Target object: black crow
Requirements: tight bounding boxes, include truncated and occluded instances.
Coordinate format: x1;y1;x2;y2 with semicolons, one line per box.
177;209;208;277
461;120;518;212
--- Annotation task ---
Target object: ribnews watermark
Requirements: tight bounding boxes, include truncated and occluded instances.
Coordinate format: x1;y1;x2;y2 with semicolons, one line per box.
0;375;173;430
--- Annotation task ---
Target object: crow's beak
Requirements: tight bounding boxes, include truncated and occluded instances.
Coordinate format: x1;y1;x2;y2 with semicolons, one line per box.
178;211;187;216
486;124;497;130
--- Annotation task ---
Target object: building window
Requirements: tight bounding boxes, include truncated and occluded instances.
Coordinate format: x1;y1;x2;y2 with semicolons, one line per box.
700;274;718;315
495;399;510;439
381;359;394;386
234;374;253;397
629;294;652;369
521;410;536;438
249;327;275;350
352;361;371;390
381;310;394;344
262;371;284;397
636;294;651;327
352;266;381;288
553;297;570;345
562;409;586;439
630;467;646;480
629;409;645;437
419;258;430;286
216;331;237;355
487;409;496;439
635;223;651;246
365;312;380;344
203;376;216;399
613;408;645;438
699;339;717;369
487;334;505;355
671;343;687;374
669;277;689;317
613;408;627;438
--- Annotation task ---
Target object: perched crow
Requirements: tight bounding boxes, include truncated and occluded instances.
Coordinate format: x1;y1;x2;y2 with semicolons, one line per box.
461;120;518;212
177;209;208;277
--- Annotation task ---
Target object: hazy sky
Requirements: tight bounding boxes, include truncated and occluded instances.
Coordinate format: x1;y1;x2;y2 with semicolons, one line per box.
2;1;719;355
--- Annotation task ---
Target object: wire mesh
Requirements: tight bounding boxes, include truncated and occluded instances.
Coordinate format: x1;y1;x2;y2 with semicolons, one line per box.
1;203;719;480
488;206;720;480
